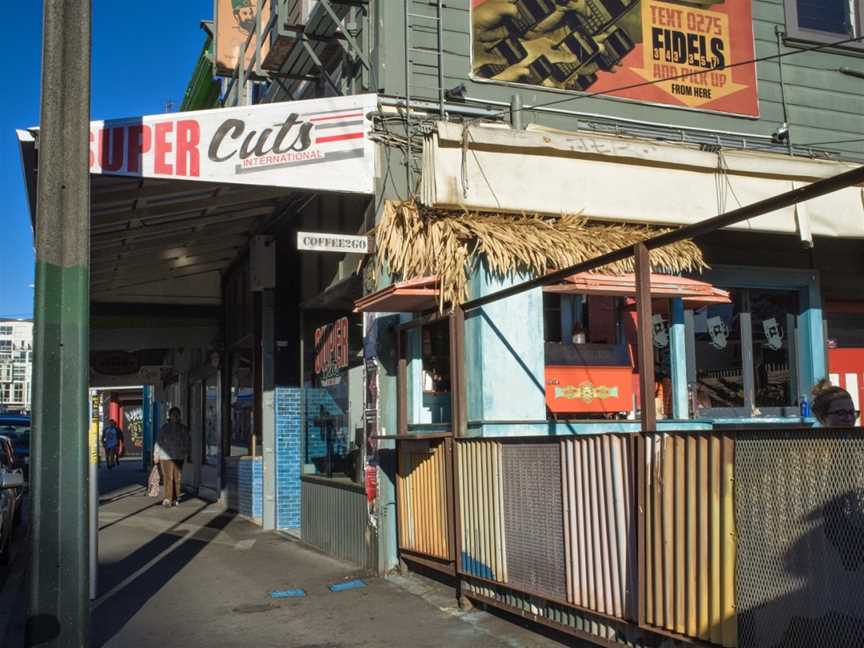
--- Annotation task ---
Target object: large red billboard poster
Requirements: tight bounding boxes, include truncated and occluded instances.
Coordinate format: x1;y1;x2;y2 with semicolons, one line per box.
471;0;759;117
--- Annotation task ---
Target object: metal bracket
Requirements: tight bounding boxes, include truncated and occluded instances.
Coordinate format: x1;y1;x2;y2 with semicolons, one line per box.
301;38;342;96
319;0;371;70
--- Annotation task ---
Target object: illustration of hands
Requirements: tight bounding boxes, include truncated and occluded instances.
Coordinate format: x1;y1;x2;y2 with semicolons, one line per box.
473;0;637;91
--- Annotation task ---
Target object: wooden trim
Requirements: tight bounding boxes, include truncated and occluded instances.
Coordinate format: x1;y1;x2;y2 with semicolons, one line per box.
635;243;657;432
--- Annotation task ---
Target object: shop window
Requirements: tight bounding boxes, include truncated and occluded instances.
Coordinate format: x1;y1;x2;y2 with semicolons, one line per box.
204;374;220;466
418;320;451;425
304;315;364;483
784;0;863;48
228;346;255;457
543;293;562;342
692;294;745;409
751;289;799;408
689;287;801;415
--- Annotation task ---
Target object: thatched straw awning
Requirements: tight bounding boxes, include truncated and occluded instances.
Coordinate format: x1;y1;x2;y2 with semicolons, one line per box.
373;201;707;310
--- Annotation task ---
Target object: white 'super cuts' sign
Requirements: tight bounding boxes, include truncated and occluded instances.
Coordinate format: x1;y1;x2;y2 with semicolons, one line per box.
297;232;374;254
87;94;377;194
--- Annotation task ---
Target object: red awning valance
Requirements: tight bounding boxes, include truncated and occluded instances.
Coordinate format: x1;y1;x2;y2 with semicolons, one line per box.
353;277;440;313
544;273;730;304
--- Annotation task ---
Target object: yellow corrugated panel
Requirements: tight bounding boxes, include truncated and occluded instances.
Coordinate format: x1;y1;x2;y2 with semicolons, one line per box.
396;440;450;560
456;440;507;582
641;432;737;647
561;435;636;621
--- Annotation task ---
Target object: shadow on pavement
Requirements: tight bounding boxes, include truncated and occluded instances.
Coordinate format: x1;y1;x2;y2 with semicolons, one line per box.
93;506;237;647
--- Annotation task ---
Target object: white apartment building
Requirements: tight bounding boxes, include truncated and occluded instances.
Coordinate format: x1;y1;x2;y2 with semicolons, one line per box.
0;319;33;413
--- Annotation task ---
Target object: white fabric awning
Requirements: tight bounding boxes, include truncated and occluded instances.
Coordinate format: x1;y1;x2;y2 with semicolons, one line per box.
421;122;864;239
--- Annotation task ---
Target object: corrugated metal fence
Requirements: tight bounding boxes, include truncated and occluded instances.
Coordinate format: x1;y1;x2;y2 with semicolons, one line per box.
397;438;452;562
396;429;864;647
301;477;376;570
641;432;736;646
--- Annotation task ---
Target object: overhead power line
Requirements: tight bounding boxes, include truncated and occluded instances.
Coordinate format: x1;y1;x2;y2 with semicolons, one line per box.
477;34;864;120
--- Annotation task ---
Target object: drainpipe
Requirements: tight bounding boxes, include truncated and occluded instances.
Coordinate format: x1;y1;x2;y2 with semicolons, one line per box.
510;94;524;130
774;26;793;155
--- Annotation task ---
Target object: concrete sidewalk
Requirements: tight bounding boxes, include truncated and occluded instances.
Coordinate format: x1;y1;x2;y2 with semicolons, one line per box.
93;462;572;648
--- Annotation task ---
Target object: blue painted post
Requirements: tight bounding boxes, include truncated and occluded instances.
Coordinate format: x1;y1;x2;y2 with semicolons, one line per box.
670;298;689;420
464;267;547;436
800;283;827;394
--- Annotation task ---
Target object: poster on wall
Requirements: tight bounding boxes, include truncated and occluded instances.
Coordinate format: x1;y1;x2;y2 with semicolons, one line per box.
471;0;759;117
215;0;271;76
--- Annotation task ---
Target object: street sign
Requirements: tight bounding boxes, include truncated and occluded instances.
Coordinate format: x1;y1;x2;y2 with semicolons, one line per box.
297;231;374;254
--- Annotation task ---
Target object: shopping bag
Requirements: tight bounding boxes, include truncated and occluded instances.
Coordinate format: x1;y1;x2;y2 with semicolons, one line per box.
147;464;161;497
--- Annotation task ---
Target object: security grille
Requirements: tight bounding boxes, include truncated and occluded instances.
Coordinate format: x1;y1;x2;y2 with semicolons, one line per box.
736;430;864;648
502;443;567;599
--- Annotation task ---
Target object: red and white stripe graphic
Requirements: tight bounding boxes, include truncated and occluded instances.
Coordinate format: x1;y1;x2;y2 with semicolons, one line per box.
829;348;864;425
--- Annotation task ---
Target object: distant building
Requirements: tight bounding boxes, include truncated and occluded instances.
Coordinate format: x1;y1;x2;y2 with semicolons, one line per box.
0;319;33;413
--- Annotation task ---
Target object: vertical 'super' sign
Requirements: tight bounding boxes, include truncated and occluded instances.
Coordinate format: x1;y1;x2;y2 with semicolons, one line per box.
88;94;377;194
471;1;758;117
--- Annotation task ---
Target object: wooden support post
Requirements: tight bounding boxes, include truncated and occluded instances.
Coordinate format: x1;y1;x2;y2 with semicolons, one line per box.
635;243;657;432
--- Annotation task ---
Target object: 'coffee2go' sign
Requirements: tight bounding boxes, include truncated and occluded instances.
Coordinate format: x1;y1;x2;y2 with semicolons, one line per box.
87;94;376;195
314;318;350;387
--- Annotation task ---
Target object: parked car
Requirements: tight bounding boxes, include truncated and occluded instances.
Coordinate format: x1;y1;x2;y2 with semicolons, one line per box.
0;454;24;563
0;415;30;480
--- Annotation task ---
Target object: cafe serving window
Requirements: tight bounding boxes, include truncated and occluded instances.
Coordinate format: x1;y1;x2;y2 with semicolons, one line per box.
689;287;801;417
543;293;677;421
414;319;452;425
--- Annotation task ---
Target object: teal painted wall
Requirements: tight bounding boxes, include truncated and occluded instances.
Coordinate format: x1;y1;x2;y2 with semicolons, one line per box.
464;266;547;435
374;0;864;162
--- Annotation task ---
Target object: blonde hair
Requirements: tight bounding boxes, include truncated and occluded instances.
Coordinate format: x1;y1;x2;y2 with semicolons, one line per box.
811;379;851;423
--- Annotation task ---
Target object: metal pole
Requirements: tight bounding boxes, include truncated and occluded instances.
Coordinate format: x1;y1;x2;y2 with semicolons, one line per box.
510;94;523;130
261;288;276;530
29;0;91;645
437;0;445;117
88;392;99;600
404;0;413;192
774;26;793;156
460;164;864;312
635;243;657;432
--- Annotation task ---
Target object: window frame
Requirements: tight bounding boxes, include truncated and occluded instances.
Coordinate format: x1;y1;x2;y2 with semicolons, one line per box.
784;0;864;51
685;266;822;419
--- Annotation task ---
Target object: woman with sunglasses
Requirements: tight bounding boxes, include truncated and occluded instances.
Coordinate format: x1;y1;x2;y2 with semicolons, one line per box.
811;379;859;427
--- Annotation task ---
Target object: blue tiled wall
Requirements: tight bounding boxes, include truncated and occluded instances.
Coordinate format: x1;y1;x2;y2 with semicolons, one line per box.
224;456;263;523
275;387;302;530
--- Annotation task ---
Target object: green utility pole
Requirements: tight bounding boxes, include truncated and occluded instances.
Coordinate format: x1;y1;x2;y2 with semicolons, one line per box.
29;1;92;646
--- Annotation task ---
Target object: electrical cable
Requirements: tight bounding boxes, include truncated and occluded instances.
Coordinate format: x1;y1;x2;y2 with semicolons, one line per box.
793;138;864;148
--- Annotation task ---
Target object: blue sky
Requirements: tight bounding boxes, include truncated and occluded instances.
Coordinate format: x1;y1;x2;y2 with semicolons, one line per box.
0;1;213;318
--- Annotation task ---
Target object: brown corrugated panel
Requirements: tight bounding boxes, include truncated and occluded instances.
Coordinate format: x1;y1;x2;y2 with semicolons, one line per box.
455;440;507;582
396;439;451;560
562;435;637;621
641;432;737;647
502;443;567;600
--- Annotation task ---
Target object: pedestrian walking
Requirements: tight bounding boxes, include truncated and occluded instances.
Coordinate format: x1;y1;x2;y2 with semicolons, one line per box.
811;379;858;428
156;407;190;507
102;419;122;469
